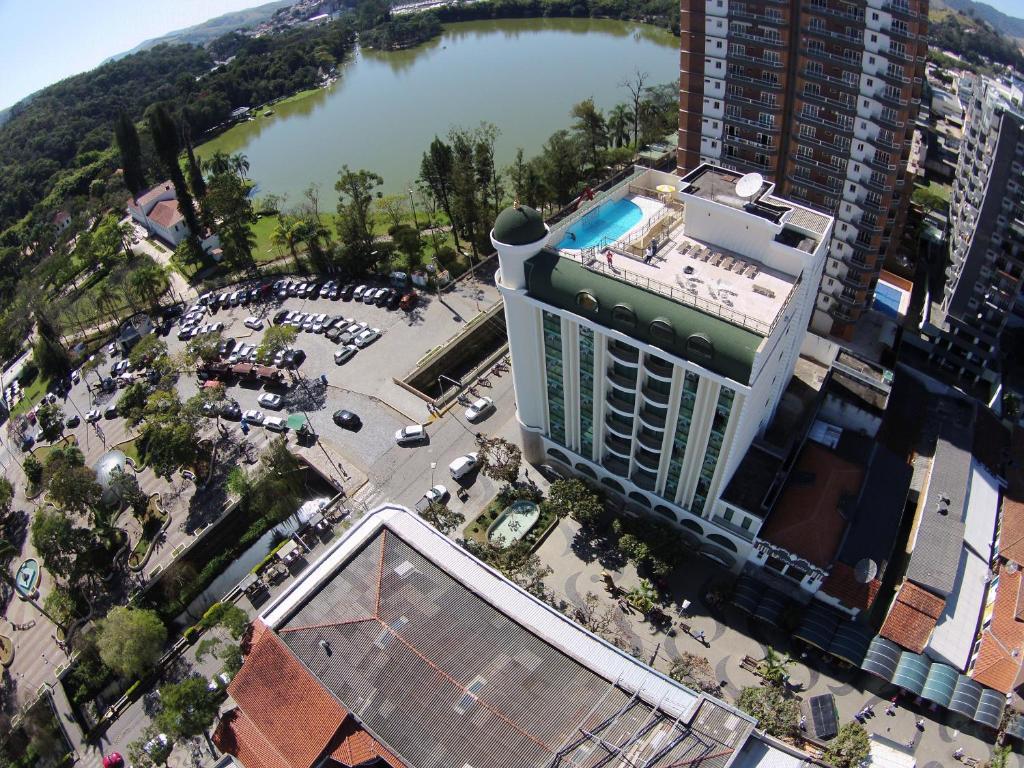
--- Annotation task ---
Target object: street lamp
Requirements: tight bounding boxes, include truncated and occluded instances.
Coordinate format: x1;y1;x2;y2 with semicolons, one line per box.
408;188;420;232
430;461;437;488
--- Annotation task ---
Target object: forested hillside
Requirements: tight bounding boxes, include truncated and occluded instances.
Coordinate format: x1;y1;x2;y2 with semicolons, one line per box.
929;10;1024;70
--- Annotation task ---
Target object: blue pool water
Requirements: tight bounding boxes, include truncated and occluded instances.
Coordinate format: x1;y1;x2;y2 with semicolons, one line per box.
873;282;903;317
557;198;644;249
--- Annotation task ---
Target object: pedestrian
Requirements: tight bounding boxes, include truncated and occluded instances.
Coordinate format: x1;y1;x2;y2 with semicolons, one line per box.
953;746;964;760
799;715;807;732
886;703;896;716
693;629;707;644
605;250;614;269
916;718;925;731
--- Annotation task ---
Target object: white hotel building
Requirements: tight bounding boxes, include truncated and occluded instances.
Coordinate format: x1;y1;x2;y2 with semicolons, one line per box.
492;164;832;568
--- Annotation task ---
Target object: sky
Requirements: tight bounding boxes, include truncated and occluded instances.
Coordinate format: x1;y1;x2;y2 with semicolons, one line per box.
0;0;266;110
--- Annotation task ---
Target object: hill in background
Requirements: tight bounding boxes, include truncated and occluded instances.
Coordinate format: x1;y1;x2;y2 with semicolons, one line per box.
932;0;1024;40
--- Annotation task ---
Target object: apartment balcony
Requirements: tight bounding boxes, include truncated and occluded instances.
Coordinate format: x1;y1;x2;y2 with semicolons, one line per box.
602;454;630;476
644;356;674;380
607;369;637;391
862;174;894;195
879;1;918;19
789;173;844;198
793;151;846;176
723;90;780;110
606;392;636;416
803;2;864;24
729;29;786;47
724;69;784;90
608;341;639;365
876;111;905;131
630;468;658;492
729;7;787;25
641;386;670;407
636;431;665;452
604;413;634;439
638;407;667;430
729;51;784;69
604;432;633;459
803;66;860;93
710;514;755;541
633;449;661;472
805;24;861;45
799;111;854;135
725;113;782;133
800;88;855;114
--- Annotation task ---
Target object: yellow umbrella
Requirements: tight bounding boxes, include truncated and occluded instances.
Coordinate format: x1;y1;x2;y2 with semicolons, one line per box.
656;184;677;194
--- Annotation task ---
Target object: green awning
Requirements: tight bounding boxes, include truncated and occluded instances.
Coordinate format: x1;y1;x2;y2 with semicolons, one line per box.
861;636;901;681
794;603;839;652
948;675;983;718
920;663;959;708
891;651;930;695
828;623;873;667
974;688;1005;729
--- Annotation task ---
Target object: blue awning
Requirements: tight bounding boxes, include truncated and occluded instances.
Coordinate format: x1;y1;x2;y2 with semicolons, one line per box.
828;623;873;667
754;590;787;627
1005;715;1024;741
795;603;839;651
920;663;959;708
974;688;1005;729
891;651;930;695
948;675;983;718
861;636;901;681
733;577;761;615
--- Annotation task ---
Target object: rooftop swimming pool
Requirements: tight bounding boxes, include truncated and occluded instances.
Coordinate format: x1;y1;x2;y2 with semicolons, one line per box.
874;282;907;318
557;198;643;250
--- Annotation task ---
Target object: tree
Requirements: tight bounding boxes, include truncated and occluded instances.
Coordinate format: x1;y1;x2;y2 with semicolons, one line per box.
128;261;168;309
617;533;651;566
206;166;258;273
0;477;12;520
822;722;870;768
540;130;584;206
335;166;382;272
185;332;222;366
419;501;464;535
626;578;658;613
377;194;407;231
607;104;631;148
48;463;102;516
43;585;79;630
106;466;147;516
669;652;720;694
420;137;459;250
147;104;202;257
140;392;200;478
95;606;167;679
36;401;66;443
31;507;88;580
115;111;147;198
572;98;609;171
758;648;791;687
182;118;206;200
478;437;522;484
197;601;249;639
735;686;800;740
544;478;603;525
987;746;1012;768
127;727;171;768
129;334;168;370
23;454;43;487
257;324;298;363
620;69;649;147
156;676;220;741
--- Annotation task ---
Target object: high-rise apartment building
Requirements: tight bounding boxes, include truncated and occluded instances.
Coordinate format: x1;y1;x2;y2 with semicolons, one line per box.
677;0;928;339
916;78;1024;393
492;164;832;567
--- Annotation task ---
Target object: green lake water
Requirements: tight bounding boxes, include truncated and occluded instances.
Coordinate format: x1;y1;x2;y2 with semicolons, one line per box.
196;18;679;200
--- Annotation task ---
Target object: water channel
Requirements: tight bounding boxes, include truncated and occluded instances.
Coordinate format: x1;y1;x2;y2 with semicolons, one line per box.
196;18;679;199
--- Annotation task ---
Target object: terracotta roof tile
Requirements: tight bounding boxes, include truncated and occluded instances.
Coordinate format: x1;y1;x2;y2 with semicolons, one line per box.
327;718;404;767
879;582;946;653
225;632;347;768
999;498;1024;568
148;199;184;229
131;181;175;209
759;442;865;568
213;708;284;768
820;562;881;612
972;567;1024;694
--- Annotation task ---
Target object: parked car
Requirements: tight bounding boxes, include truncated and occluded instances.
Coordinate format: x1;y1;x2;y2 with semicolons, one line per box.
272;309;289;325
353;328;381;348
400;291;419;311
332;409;361;429
353;285;369;300
449;453;479;480
86;409;101;423
362;287;378;304
244;316;264;330
395;424;427;445
282;349;306;368
422;485;449;504
242;409;265;425
258;393;283;409
465;396;496;422
264;416;288;432
334;345;358;365
218;338;237;357
220;401;242;420
65;414;80;428
386;289;402;310
340;283;356;301
104;403;118;419
373;287;390;306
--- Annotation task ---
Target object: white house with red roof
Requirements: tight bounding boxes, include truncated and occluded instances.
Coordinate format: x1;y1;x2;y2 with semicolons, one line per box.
127;181;189;247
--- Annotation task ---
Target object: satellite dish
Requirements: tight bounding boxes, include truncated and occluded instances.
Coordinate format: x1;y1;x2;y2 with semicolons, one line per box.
735;172;763;199
854;558;878;584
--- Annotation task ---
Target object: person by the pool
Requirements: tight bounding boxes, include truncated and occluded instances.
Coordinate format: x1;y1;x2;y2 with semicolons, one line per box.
568;232;576;242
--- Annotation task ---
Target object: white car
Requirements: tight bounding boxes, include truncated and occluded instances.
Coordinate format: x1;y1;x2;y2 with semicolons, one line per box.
258;393;283;410
395;424;426;445
449;452;479;480
144;733;169;757
334;345;358;365
264;416;288;432
353;285;368;300
423;485;449;504
85;409;101;423
243;316;264;331
465;396;496;423
242;409;265;425
208;671;232;691
353;328;381;348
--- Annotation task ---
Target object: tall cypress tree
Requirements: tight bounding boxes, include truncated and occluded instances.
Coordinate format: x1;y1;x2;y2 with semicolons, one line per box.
114;111;146;200
182;117;207;201
147;104;203;256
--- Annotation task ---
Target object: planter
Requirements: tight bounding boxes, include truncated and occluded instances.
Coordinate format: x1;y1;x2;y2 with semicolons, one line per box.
127;495;171;572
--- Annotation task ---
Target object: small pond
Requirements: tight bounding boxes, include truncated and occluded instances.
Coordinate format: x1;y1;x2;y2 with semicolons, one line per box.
487;500;541;549
15;558;39;597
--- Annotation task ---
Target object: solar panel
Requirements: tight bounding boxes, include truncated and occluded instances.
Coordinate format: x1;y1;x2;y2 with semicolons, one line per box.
808;694;838;740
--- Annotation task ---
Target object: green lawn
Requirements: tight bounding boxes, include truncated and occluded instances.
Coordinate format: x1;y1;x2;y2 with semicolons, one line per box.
59;255;168;329
31;434;78;463
115;437;143;467
10;373;53;419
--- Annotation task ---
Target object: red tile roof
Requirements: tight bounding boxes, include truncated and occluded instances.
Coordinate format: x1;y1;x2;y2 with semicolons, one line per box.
759;442;865;568
999;498;1024;568
130;181;175;209
215;630;403;768
148;199;184;229
224;632;347;768
971;566;1024;694
879;582;946;653
820;562;882;612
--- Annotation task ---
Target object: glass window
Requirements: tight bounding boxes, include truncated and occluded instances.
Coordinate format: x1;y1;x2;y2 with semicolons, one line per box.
576;291;598;312
687;334;714;359
650;319;675;345
611;304;636;328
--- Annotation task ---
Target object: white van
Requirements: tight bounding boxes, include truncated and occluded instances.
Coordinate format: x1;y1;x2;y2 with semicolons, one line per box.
449;452;479;480
264;416;288;433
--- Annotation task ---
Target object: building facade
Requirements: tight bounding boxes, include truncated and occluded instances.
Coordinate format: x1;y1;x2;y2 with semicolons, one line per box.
917;79;1024;392
677;0;929;339
492;164;832;568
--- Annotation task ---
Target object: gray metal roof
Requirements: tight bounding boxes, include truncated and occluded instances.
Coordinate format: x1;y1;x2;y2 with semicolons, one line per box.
905;431;971;598
275;524;754;768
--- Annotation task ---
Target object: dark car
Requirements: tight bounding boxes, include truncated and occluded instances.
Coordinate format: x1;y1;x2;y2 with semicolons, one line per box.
162;305;184;319
386;289;402;310
340;283;356;301
65;414;80;428
325;326;344;342
282;349;306;368
332;409;361;430
220;401;242;420
374;288;391;307
100;377;116;393
273;309;290;325
218;338;237;357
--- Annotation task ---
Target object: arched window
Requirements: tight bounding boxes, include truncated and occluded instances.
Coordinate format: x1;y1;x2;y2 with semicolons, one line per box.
601;477;625;494
575;463;597;479
611;304;637;330
628;491;651;508
547;448;571;464
678;518;704;537
576;291;599;313
707;533;738;552
686;334;714;360
654;504;676;521
649;319;675;346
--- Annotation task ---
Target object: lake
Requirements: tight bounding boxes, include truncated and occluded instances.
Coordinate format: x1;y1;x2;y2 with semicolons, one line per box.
196;18;679;201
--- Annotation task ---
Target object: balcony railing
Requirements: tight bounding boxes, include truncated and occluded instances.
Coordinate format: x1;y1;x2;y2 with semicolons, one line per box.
607;341;639;364
729;51;784;69
605;433;632;458
638;408;667;430
633;450;661;472
604;413;634;438
631;469;658;492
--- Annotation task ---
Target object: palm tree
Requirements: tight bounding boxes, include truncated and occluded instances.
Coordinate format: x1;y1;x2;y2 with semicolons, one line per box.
271;216;302;266
94;280;120;328
759;648;791;687
230;153;250;180
608;105;631;148
129;263;167;310
204;150;233;177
